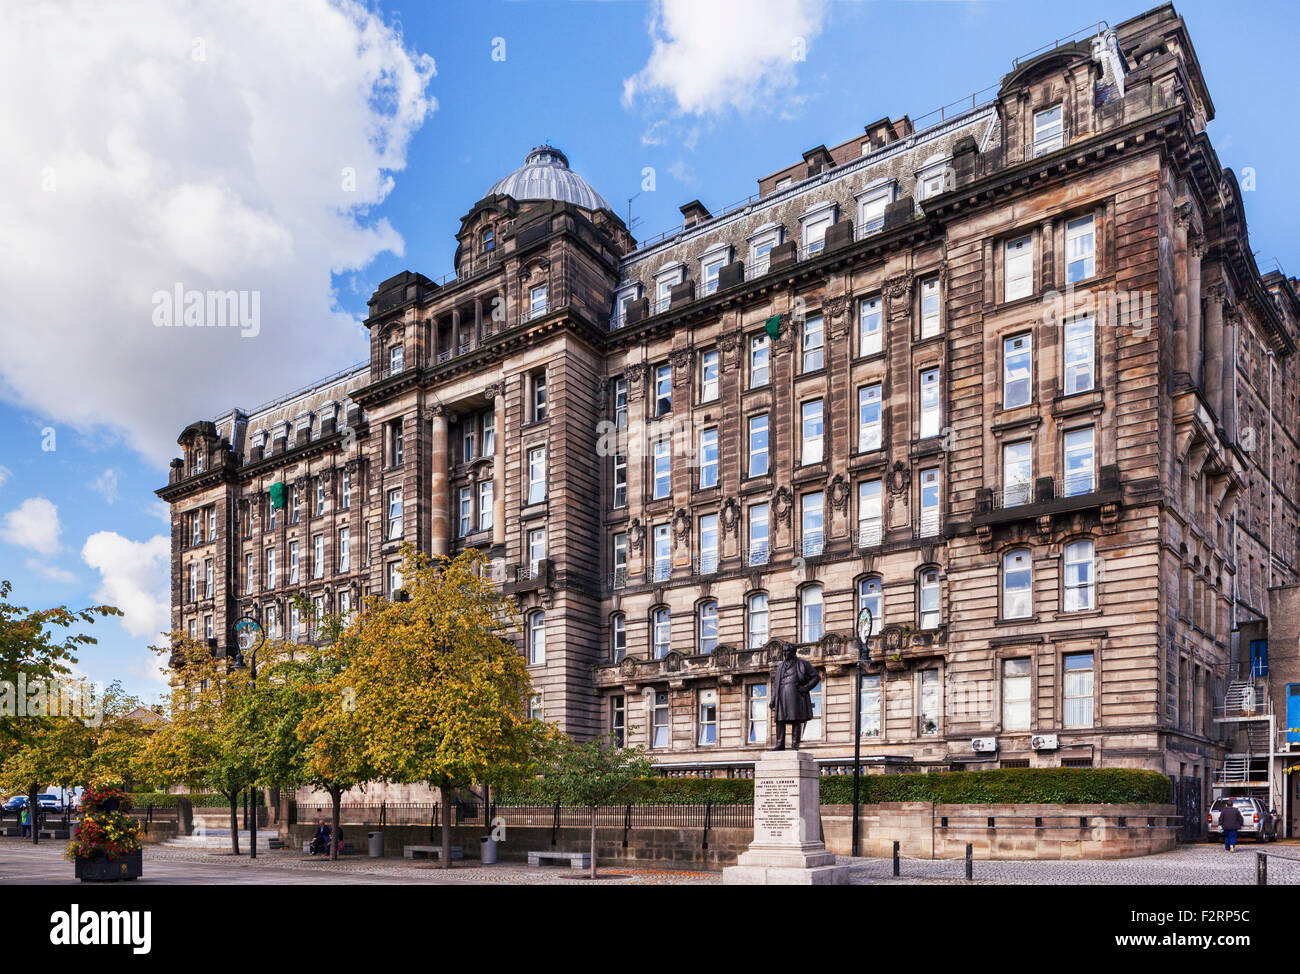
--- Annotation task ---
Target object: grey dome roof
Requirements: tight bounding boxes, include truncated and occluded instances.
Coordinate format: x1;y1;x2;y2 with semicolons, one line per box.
487;145;610;212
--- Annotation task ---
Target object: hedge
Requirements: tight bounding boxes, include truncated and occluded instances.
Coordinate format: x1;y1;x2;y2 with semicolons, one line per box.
127;791;267;809
499;768;1170;807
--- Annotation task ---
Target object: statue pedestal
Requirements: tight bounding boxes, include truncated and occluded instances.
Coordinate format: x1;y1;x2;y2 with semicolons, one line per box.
723;749;849;885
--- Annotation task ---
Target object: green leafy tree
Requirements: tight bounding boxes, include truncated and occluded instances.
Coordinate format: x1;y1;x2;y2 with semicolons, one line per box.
543;736;653;878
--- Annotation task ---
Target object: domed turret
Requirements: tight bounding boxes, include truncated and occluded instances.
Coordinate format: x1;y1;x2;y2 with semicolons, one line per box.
487;145;611;212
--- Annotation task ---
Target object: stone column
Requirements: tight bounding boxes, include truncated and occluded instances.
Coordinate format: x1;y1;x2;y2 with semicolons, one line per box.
474;297;484;345
1038;218;1055;292
1172;202;1191;384
489;383;506;548
451;308;461;356
430;406;449;557
1187;234;1204;388
1222;309;1238;437
1204;283;1225;422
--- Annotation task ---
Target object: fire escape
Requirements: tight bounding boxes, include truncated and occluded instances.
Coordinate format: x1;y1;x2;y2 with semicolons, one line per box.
1213;662;1275;803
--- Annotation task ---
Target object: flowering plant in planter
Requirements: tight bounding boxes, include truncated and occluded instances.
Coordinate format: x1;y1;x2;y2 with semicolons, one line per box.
64;786;142;862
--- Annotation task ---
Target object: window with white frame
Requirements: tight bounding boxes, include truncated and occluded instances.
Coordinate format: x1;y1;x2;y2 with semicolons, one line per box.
527;528;546;577
478;481;494;532
613;285;639;329
290;603;301;641
291;484;301;524
390;344;404;374
654;266;683;312
801;206;833;254
800;584;824;642
264;605;277;638
289;542;299;584
338;590;351;623
387;487;403;540
699;514;719;575
802;314;824;371
857;183;894;236
388;560;403;595
750;333;770;387
698;601;718;655
338;527;350;572
919;367;941;438
612;378;628;430
653;524;671;582
919;467;941;536
859;295;883;356
1063;539;1096;612
1063;427;1095;496
805;678;824;739
1065;214;1096;283
312;534;324;578
652;436;671;499
457;486;472;537
920;276;941;338
527;610;546;665
204;558;213;597
858;576;883;637
1003;548;1033;619
613;453;627;507
651;690;670;748
747;683;769;744
340;469;351;510
530;370;547;422
529;694;543;721
482;410;495;456
208;508;216;541
1003;333;1032;408
653;363;672;416
611;613;627;662
802;491;824;558
919;569;940;630
462;423;476;463
918;669;940;735
699;427;719;488
697;688;718;744
1033;104;1063;156
748;592;769;650
265;548;276;589
1063;652;1095;727
1005;235;1034;300
315;478;325;516
1003;439;1033;507
700;348;719;402
652;606;671;659
527;447;546;504
748;503;770;567
187;618;196;640
700;248;728;296
801;398;824;465
244;553;254;594
858;479;883;547
1002;658;1032;731
612;532;627;589
1063;314;1095;394
858;383;882;452
860;674;882;738
191;513;201;546
748;414;769;477
528;284;548;320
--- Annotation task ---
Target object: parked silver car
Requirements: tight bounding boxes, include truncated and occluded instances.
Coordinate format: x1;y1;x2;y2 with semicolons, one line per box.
1208;796;1276;842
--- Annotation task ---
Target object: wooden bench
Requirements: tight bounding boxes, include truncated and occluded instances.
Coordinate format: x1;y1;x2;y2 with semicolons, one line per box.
527;850;591;870
403;844;463;860
302;840;356;855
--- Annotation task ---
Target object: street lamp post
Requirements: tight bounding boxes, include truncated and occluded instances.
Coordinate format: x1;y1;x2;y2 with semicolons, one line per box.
230;616;266;860
852;607;875;859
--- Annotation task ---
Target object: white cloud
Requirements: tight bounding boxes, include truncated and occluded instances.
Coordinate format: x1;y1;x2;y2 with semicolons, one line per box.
144;501;172;524
623;0;826;117
81;532;171;640
0;465;10;488
0;496;62;554
89;468;120;504
24;558;77;584
0;0;437;464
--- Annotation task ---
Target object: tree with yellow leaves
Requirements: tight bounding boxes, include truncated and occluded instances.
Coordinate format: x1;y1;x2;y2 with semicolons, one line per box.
343;545;552;867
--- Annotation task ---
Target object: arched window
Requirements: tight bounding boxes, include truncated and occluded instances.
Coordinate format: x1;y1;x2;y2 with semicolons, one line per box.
1063;540;1095;612
918;569;940;630
652;607;671;659
857;576;883;637
1002;549;1032;619
610;613;626;662
527;610;546;665
800;584;824;642
698;600;718;654
748;593;769;649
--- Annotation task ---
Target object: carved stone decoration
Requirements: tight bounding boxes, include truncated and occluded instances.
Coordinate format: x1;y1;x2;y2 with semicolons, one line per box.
885;460;912;496
882;624;907;656
672;507;692;546
710;644;733;670
884;275;913;319
717;329;742;371
823;295;850;337
669;346;695;383
663;651;684;673
1174;199;1193;231
626;363;646;402
829;474;850;512
720;497;741;538
772;313;796;353
618;657;637;679
483;382;502;400
772;486;794;527
628;517;644;553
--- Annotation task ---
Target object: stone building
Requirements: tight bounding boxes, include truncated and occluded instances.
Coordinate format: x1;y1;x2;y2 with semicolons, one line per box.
158;5;1298;817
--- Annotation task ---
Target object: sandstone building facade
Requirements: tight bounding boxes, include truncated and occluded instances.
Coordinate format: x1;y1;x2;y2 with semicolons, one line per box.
159;5;1299;820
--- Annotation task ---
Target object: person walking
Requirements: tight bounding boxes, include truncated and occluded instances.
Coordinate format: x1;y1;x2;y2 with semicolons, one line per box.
1219;801;1244;852
19;806;30;838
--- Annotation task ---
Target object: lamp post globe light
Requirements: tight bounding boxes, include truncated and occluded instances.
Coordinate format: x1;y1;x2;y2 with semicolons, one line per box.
852;606;875;859
228;615;266;859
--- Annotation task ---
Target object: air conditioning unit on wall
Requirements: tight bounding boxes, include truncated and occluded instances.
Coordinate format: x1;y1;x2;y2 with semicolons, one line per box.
1031;734;1059;751
971;737;998;753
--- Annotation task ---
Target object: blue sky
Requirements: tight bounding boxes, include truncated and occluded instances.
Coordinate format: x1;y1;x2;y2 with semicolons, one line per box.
1;0;1295;703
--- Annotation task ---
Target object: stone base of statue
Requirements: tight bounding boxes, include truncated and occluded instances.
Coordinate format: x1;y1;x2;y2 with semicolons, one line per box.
723;749;849;885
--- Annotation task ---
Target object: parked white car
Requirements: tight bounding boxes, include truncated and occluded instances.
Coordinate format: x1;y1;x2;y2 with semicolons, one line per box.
1208;796;1276;842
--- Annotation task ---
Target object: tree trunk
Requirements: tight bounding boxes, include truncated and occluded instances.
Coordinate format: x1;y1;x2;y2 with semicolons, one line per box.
440;780;453;870
330;788;342;862
228;792;240;856
28;784;38;845
589;806;597;880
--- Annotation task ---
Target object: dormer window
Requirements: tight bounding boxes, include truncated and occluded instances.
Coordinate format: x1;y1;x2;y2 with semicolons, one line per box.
481;226;495;254
799;201;836;256
653;264;684;313
1033;105;1063;157
748;225;783;277
856;180;896;238
699;243;731;296
193;449;204;474
612;283;641;329
389;344;404;374
529;284;548;320
775;177;792;191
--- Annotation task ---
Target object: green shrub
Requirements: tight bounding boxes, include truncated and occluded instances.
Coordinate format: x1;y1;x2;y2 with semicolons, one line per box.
127;791;266;809
498;777;753;805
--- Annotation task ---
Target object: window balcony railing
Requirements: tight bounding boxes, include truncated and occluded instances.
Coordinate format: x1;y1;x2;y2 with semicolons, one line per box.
857;518;883;549
916;510;941;538
750;256;771;277
744;543;770;568
694;553;719;576
610;566;627;590
801;533;824;558
652;562;672;583
651;296;673;315
855;219;885;239
610;312;628;330
521;305;548;324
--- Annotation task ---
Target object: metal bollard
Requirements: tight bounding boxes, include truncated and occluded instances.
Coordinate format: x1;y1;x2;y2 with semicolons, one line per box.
965;843;973;881
892;841;900;877
1257;852;1267;886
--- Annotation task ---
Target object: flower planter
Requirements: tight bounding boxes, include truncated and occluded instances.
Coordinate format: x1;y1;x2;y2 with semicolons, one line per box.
74;850;143;882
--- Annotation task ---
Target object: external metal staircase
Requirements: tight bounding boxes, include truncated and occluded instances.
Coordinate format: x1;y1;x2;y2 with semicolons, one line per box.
1218;754;1250;784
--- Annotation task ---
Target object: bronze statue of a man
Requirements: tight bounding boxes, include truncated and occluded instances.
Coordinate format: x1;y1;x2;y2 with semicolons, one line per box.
769;642;819;750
